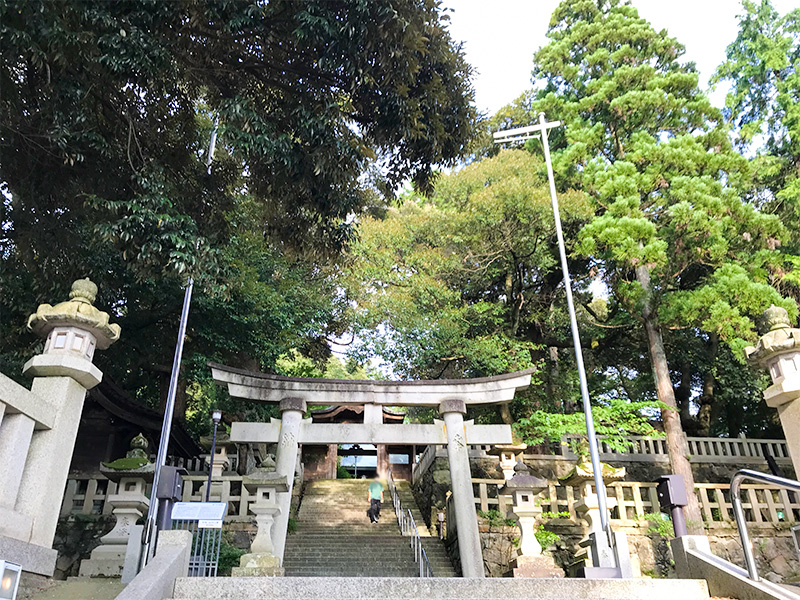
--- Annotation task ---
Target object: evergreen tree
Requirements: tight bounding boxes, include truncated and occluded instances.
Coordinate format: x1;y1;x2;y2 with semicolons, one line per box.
530;0;794;531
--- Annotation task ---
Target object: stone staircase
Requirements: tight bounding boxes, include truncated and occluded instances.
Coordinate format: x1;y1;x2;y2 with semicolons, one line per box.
283;479;455;577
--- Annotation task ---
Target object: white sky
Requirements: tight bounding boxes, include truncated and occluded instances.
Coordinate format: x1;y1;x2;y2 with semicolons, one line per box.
443;0;799;116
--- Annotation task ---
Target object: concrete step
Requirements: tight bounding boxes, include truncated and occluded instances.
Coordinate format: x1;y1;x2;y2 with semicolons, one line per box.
27;578;125;600
172;576;711;600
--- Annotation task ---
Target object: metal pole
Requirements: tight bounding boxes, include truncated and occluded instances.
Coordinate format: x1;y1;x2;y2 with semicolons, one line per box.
536;111;610;532
205;418;219;502
139;279;194;570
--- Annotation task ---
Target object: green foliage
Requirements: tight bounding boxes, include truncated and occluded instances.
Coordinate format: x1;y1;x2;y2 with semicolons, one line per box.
515;397;667;452
0;0;476;416
100;457;149;471
638;512;674;540
540;511;571;520
287;517;298;534
714;1;800;248
534;528;561;550
477;510;516;528
217;534;246;577
337;463;354;480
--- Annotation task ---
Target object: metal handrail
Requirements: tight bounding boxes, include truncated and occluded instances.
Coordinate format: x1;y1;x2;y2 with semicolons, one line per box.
731;468;800;581
387;471;434;577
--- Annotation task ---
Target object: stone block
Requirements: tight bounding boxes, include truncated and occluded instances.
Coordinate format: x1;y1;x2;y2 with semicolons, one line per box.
511;554;564;578
0;534;57;576
231;553;284;577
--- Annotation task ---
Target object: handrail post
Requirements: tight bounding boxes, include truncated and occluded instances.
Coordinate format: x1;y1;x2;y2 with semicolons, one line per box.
730;468;800;582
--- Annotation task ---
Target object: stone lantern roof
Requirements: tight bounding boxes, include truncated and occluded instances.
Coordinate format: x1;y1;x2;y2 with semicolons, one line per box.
27;278;121;348
501;460;547;494
744;305;800;367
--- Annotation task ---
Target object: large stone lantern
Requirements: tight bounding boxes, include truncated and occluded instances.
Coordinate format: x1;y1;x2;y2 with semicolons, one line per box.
562;459;632;577
80;434;154;578
745;305;800;475
502;460;563;577
0;278;119;576
232;468;289;577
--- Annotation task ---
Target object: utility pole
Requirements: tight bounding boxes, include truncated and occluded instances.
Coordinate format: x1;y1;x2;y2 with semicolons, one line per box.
494;112;611;533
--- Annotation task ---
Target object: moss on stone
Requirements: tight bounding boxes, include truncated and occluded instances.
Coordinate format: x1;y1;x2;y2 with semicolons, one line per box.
102;456;149;470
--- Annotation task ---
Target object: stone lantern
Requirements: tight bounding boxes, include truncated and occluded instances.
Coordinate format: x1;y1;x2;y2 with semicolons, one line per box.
232;468;289;577
745;305;800;476
562;459;633;577
0;278;119;573
25;278;121;388
80;434;154;578
488;443;528;480
200;431;235;500
502;460;563;577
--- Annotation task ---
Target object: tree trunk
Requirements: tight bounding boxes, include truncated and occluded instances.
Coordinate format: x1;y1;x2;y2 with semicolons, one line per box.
675;360;693;429
636;265;704;533
498;403;514;425
697;333;719;437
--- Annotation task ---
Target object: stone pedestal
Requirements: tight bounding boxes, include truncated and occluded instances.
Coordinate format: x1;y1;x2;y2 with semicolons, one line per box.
79;481;149;577
511;555;565;578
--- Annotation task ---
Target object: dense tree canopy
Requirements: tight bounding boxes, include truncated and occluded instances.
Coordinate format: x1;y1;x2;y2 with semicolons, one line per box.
0;0;476;422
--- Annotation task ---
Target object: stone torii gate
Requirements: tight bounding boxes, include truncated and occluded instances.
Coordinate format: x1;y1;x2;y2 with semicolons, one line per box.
210;363;534;578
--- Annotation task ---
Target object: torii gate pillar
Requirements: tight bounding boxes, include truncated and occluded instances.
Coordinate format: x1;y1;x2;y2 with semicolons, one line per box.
273;397;305;563
440;399;484;578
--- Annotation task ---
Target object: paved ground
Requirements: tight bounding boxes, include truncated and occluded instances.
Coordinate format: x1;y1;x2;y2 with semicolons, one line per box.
24;578;124;600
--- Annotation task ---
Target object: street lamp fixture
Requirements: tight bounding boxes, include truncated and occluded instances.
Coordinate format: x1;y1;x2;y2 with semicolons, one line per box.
0;561;21;600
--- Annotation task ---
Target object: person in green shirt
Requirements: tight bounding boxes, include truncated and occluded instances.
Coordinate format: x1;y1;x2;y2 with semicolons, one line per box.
367;475;384;523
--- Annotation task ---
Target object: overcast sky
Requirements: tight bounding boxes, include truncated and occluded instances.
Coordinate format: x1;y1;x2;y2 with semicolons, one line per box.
442;0;799;116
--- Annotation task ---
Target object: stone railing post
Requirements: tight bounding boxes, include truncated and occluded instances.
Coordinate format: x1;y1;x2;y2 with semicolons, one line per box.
440;398;485;578
3;279;119;559
272;397;305;564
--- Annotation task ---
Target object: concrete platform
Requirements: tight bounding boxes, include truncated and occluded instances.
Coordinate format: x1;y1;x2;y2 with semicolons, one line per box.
172;576;710;600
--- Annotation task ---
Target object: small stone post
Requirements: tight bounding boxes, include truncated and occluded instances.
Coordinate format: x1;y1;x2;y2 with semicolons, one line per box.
745;306;800;476
80;434;154;578
271;397;305;564
502;460;563;577
440;398;485;578
17;279;120;549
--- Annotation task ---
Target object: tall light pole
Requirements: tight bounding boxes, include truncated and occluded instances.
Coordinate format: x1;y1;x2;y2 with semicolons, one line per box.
139;118;220;569
494;112;611;533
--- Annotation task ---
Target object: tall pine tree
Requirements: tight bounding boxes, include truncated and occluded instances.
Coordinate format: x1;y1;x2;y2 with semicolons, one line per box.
530;0;791;531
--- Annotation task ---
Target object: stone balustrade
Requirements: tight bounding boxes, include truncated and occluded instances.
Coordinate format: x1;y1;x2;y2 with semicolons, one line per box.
473;478;800;529
63;472;800;530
